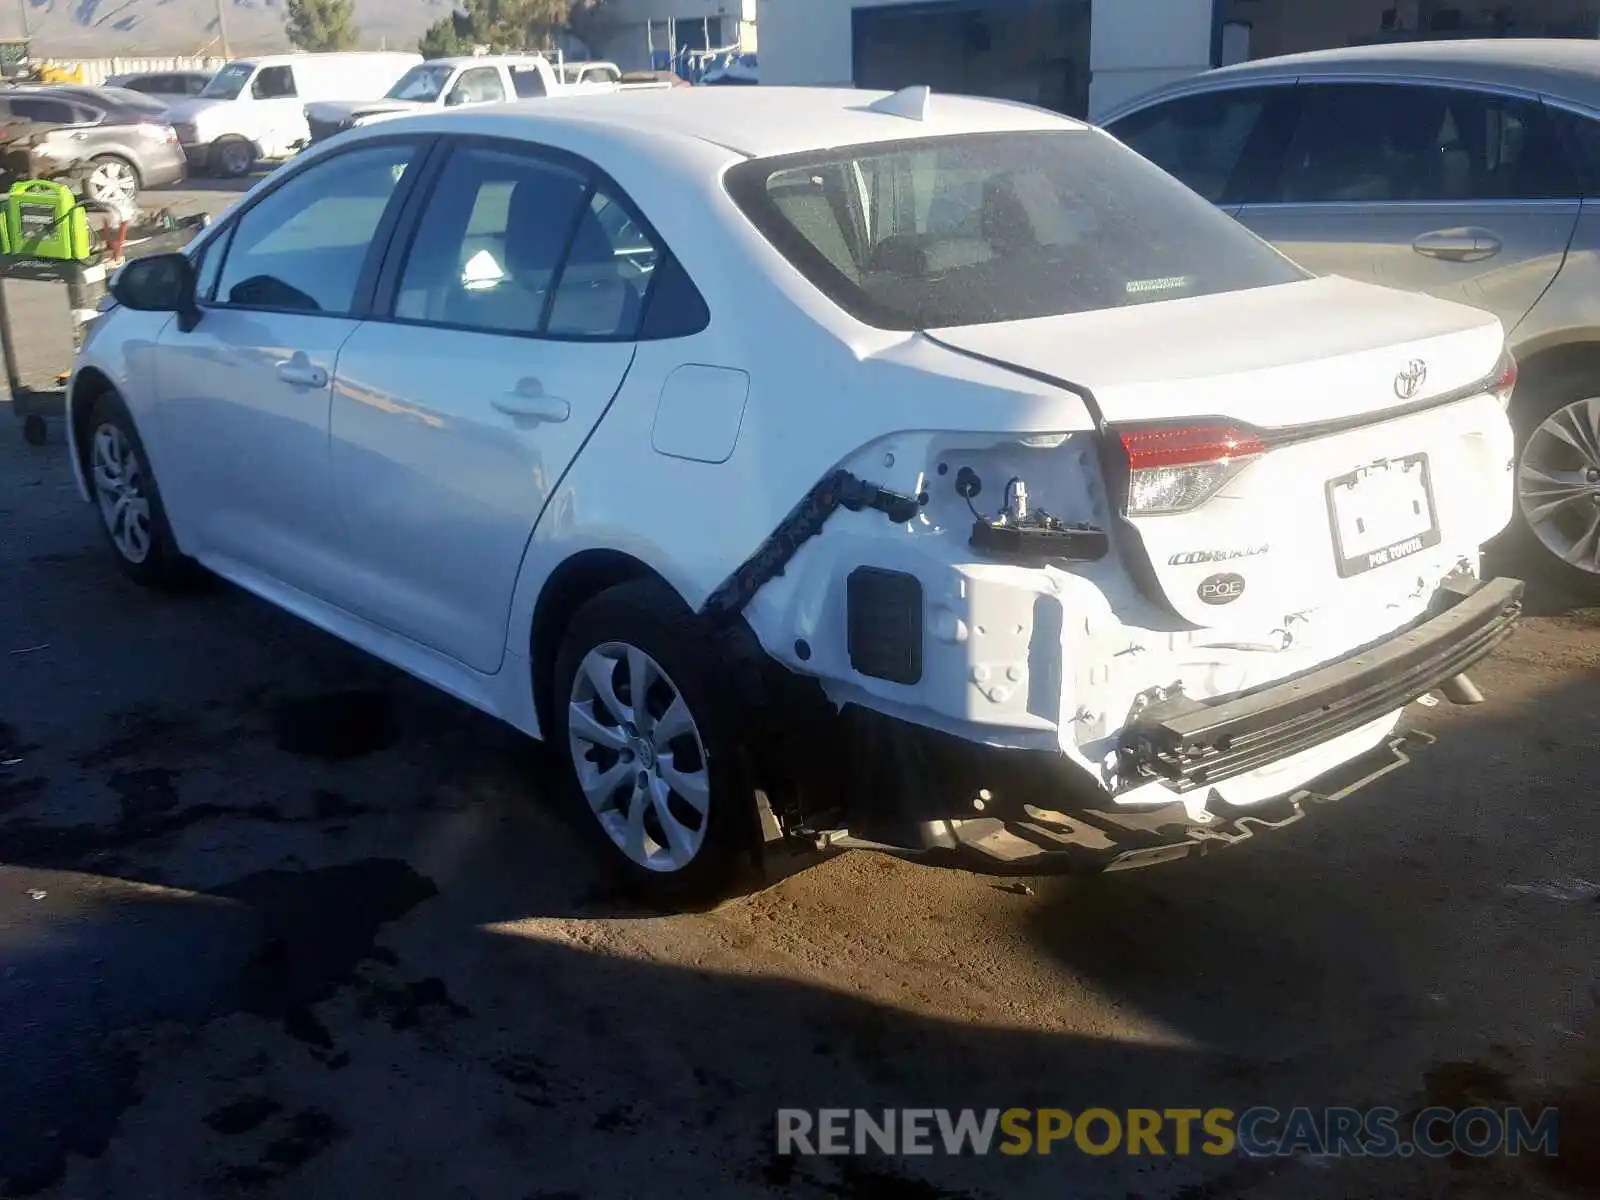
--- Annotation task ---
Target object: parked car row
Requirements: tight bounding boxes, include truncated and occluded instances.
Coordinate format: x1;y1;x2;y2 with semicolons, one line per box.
0;82;185;206
305;53;673;147
1102;39;1600;594
73;85;1527;904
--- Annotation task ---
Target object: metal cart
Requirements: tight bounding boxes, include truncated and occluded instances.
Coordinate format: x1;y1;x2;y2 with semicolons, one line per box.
2;210;208;445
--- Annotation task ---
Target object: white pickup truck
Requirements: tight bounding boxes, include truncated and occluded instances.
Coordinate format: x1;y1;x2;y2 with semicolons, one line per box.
304;54;670;144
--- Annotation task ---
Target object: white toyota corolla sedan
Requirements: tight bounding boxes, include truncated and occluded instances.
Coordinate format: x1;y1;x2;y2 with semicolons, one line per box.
70;86;1524;903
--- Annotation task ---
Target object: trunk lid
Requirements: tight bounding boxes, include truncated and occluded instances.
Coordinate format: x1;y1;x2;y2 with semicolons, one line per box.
932;276;1512;628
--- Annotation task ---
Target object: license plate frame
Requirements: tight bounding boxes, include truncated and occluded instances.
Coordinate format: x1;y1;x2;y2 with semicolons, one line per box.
1325;453;1441;578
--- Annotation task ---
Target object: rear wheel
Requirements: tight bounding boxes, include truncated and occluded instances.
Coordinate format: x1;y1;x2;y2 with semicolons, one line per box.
552;580;759;908
1511;373;1600;599
85;155;140;207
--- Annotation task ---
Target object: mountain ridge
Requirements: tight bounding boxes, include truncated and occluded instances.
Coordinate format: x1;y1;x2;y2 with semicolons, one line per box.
10;0;455;57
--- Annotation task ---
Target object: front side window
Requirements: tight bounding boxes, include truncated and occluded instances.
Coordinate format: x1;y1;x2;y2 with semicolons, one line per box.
200;61;253;100
727;129;1306;331
452;67;507;105
1107;87;1280;203
251;65;297;100
1271;83;1579;203
213;141;416;315
394;146;591;334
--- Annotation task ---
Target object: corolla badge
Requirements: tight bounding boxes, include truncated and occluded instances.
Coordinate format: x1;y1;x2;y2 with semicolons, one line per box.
1394;359;1428;400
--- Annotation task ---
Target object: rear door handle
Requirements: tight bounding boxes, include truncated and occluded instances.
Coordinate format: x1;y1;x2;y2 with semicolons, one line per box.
1413;229;1501;262
493;381;570;424
276;357;327;388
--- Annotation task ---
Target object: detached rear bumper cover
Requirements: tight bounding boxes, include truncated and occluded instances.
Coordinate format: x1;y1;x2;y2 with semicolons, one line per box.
1122;576;1524;791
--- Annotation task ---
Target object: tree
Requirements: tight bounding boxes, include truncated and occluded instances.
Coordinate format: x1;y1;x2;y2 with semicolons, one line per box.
417;0;580;57
285;0;360;51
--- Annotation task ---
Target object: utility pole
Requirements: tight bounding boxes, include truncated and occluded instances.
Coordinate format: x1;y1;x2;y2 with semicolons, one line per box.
17;0;28;41
214;0;231;59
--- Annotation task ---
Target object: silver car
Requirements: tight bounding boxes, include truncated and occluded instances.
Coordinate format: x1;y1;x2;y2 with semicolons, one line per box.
1102;38;1600;596
0;85;187;206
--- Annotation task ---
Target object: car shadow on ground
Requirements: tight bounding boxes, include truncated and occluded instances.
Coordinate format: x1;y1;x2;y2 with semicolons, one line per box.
1;432;1595;1197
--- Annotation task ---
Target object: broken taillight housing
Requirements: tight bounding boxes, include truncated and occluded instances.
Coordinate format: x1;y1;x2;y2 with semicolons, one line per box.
1119;424;1267;516
1489;350;1517;410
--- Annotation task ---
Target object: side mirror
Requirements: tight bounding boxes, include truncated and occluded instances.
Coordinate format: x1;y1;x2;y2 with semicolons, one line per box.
110;252;201;331
444;88;468;107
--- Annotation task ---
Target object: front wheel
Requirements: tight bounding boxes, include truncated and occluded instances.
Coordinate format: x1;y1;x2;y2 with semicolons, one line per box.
210;138;255;178
552;580;759;907
1512;378;1600;599
85;394;198;589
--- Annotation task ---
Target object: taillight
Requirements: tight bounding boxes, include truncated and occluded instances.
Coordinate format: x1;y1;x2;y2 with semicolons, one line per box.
1119;424;1267;516
1489;350;1517;410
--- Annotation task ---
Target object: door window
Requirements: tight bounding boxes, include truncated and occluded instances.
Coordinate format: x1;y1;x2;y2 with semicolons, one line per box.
212;141;416;315
251;65;297;100
1107;88;1281;204
510;68;548;98
6;96;76;125
393;146;591;334
546;189;660;338
1271;83;1579;203
452;67;507;105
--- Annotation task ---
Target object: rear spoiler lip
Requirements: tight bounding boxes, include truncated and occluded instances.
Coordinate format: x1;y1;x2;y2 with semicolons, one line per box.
1108;354;1512;450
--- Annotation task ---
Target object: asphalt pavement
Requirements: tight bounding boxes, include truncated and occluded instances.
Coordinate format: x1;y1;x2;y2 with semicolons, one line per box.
0;178;1595;1200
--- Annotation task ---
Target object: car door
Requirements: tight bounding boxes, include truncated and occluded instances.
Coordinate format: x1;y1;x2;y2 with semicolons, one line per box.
1104;84;1299;214
326;139;649;673
246;64;303;157
152;137;424;597
1234;81;1583;328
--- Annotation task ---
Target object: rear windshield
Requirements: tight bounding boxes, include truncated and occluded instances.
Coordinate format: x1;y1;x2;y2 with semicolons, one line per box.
725;129;1306;330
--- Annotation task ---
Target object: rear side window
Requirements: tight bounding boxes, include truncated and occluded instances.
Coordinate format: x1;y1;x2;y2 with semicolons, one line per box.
8;97;76;124
394;146;592;335
1108;87;1280;203
1270;83;1580;203
511;68;547;98
726;129;1306;331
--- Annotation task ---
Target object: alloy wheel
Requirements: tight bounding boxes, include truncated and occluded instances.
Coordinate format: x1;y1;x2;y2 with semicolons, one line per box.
1517;396;1600;576
92;423;152;564
567;641;711;873
86;159;137;205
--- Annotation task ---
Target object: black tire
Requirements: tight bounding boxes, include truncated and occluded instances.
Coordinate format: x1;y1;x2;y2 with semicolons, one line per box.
209;138;255;179
551;579;760;908
1506;367;1600;601
83;392;200;590
21;414;47;445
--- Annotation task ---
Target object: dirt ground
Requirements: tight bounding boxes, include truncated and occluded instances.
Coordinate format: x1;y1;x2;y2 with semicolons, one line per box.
0;180;1595;1200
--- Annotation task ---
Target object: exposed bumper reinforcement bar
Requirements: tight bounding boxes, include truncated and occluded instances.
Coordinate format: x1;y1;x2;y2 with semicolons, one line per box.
1121;575;1524;792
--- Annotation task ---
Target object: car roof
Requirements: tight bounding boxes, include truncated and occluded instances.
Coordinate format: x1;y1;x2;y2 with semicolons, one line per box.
1129;37;1600;111
416;85;1083;159
420;55;546;68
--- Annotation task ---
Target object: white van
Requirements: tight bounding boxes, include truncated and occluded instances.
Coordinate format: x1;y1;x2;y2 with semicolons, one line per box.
165;51;420;177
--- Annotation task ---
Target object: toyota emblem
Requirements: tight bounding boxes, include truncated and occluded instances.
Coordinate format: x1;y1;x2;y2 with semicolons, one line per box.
1394;359;1428;400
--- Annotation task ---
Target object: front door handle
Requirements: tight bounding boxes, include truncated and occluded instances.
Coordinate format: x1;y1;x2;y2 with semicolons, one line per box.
276;353;327;388
1413;228;1501;263
493;380;570;424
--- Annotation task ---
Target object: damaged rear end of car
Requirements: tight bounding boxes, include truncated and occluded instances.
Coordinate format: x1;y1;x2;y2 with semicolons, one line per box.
716;122;1524;874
